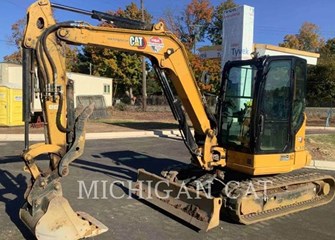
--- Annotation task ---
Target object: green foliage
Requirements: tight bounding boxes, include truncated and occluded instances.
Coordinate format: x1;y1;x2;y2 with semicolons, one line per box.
307;38;335;106
76;46;144;98
115;2;152;23
73;2;153;100
146;68;162;95
65;46;79;72
307;134;335;146
114;102;128;111
278;22;333;106
320;38;335;58
73;47;93;74
207;0;238;45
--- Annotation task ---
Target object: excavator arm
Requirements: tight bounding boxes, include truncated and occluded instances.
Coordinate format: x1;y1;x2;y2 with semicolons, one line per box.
20;0;225;238
23;0;225;171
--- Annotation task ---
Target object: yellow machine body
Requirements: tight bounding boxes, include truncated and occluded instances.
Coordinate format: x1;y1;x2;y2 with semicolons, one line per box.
18;0;335;238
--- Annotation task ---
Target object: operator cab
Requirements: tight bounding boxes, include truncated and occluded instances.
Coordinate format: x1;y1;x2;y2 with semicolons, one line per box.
218;55;307;155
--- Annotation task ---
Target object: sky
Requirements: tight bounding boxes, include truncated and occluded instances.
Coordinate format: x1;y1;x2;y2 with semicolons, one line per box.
1;0;335;60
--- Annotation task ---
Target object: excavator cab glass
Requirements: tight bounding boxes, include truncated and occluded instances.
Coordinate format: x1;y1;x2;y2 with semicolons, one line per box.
218;56;307;154
219;62;256;150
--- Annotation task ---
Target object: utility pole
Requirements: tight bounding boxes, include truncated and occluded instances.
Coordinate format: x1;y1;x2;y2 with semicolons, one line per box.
141;0;147;111
89;63;92;75
191;24;202;54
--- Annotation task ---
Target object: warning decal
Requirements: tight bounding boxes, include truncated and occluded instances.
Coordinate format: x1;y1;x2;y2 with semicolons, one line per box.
148;37;164;53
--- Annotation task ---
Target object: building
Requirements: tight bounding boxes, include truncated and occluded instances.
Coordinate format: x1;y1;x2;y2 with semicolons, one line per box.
199;45;222;59
254;44;320;65
0;62;113;126
198;44;320;65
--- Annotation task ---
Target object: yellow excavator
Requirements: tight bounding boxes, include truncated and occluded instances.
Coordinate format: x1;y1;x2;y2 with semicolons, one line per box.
20;0;335;239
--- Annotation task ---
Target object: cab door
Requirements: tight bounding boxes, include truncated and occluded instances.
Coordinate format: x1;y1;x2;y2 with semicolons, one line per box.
256;58;294;153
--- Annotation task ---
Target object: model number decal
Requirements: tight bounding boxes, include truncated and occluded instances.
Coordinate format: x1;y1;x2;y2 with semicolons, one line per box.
280;155;290;161
129;36;146;49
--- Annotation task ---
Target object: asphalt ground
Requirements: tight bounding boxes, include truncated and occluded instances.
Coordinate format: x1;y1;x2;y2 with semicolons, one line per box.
0;137;335;240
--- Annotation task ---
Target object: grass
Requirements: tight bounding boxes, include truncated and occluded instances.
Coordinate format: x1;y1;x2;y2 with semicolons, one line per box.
306;134;335;161
306;134;335;145
307;134;335;145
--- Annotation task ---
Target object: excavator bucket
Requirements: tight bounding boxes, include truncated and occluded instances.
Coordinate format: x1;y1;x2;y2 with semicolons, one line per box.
20;197;108;240
135;169;222;231
19;178;108;240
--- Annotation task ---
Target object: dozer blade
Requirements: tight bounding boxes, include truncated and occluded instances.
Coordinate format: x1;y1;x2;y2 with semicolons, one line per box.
135;169;222;231
19;179;108;240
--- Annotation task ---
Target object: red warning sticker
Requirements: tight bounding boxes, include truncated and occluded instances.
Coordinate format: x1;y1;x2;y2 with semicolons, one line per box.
148;37;164;53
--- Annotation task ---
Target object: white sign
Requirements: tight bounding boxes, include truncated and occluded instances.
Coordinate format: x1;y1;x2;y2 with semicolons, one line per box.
222;5;254;68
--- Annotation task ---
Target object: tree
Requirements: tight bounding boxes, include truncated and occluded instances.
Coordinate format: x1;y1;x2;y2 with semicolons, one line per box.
163;0;237;94
307;38;335;106
3;51;22;64
3;18;26;63
320;38;335;59
115;3;152;23
187;50;221;93
207;0;238;45
279;22;330;106
279;22;324;52
307;64;335;107
4;18;78;71
76;45;143;104
164;0;213;51
74;3;153;104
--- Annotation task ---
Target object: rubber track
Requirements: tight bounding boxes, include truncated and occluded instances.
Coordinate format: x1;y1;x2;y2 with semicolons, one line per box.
221;170;335;224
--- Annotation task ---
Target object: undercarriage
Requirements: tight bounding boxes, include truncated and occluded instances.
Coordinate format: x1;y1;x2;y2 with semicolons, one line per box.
136;165;335;230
